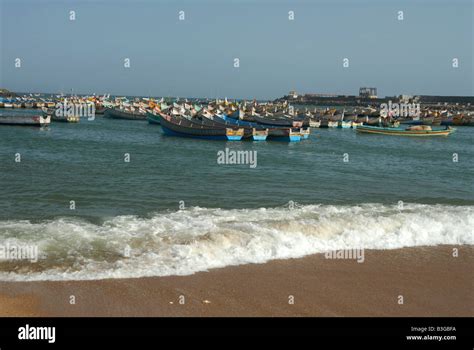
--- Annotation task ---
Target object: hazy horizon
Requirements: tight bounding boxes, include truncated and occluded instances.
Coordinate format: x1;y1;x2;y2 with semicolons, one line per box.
1;0;472;99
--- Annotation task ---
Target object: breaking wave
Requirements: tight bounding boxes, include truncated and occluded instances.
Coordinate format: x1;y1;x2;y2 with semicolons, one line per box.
0;203;472;281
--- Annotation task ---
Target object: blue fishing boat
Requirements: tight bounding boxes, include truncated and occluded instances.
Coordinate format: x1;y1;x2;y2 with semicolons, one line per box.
226;128;245;141
268;128;301;142
300;127;310;139
252;128;268;141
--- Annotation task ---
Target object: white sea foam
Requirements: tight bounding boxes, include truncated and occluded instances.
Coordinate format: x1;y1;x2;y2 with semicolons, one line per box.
0;204;472;281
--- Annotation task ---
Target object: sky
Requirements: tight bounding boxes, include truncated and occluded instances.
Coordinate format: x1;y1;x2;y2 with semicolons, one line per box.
0;0;472;99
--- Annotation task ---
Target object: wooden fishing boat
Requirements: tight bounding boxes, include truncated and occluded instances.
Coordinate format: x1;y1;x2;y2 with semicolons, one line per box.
157;113;238;140
24;102;34;109
219;114;264;129
12;102;22;108
252;114;294;127
225;109;240;119
398;117;423;125
0;113;51;126
327;120;338;128
363;117;382;126
452;115;465;126
51;114;80;123
252;128;268;141
339;120;351;128
42;107;79;123
267;128;301;142
94;106;106;115
218;113;305;141
351;121;363;128
104;108;146;120
309;119;321;128
319;118;329;128
356;125;455;137
146;111;161;125
226;128;245;141
299;127;311;139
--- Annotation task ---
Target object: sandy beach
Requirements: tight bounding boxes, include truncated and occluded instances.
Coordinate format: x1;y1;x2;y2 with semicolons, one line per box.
0;245;472;317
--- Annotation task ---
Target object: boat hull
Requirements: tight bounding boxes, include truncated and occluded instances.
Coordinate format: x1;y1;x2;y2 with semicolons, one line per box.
356;125;454;137
104;108;146;120
146;111;161;125
0;114;50;126
252;128;268;141
160;125;227;140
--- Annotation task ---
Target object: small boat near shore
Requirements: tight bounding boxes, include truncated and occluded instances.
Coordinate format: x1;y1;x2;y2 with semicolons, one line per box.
0;113;51;126
356;125;455;137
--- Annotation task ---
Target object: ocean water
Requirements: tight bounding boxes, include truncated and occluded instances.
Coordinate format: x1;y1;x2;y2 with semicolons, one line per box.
0;113;473;280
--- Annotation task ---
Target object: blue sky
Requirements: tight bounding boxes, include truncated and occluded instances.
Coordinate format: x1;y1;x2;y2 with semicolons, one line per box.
0;0;472;99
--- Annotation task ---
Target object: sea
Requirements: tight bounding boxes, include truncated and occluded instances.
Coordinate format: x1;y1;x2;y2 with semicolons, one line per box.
0;109;473;281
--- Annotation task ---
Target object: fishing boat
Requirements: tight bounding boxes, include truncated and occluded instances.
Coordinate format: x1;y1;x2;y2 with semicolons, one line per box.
146;111;161;125
309;119;321;128
299;127;311;139
42;107;79;123
351;121;363;128
51;114;79;123
339;120;351;128
226;128;245;141
0;113;51;126
268;128;301;142
252;113;294;127
157;113;235;140
104;108;146;120
94;106;106;115
356;125;455;137
4;102;13;108
327;120;338;128
252;128;268;141
363;116;382;126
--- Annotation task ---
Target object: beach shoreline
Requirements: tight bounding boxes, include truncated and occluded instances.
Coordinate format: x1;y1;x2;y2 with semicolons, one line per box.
0;245;472;317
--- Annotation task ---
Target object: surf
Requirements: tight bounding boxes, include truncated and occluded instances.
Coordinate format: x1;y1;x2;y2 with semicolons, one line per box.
0;203;472;281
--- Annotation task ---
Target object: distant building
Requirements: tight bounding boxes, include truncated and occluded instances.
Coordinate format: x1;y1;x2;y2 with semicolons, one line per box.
359;87;377;99
288;90;298;99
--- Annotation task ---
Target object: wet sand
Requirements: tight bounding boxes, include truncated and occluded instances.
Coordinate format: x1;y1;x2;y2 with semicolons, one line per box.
0;245;472;317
